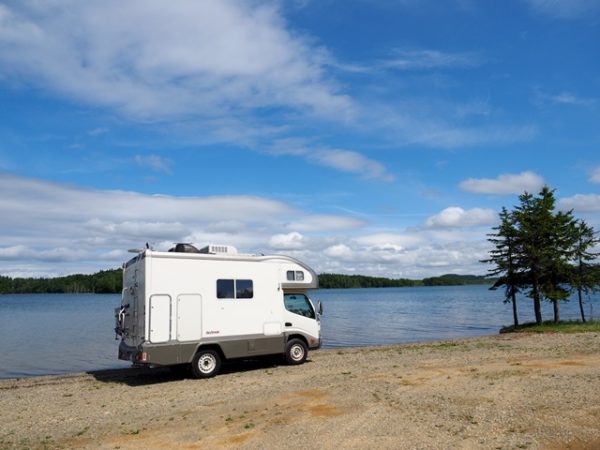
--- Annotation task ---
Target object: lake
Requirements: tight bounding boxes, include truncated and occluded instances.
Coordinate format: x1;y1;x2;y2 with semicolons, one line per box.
0;285;596;379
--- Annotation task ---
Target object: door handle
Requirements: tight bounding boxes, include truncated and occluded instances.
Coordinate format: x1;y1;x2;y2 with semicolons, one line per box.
285;322;292;327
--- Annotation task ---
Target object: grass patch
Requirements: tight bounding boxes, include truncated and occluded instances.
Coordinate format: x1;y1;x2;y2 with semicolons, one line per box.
500;320;600;334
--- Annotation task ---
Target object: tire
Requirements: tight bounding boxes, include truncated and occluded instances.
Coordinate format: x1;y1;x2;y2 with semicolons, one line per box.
191;349;221;379
285;338;308;365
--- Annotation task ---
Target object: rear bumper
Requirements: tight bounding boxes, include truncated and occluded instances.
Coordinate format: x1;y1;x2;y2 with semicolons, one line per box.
118;341;147;363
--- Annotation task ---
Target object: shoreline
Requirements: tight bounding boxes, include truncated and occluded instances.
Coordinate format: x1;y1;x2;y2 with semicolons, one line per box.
0;332;507;382
2;333;600;449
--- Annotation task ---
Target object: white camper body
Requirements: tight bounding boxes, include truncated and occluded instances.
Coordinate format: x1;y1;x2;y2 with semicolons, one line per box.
115;244;321;378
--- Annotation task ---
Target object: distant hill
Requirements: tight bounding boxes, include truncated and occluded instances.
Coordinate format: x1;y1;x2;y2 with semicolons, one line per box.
0;269;492;294
421;274;493;287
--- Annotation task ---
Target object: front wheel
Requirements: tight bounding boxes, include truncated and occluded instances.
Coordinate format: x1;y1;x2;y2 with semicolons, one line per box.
285;339;308;365
191;349;221;379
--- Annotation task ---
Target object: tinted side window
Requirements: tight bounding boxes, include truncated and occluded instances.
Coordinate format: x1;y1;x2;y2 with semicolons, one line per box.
236;279;253;299
217;279;234;299
284;294;315;319
286;270;305;281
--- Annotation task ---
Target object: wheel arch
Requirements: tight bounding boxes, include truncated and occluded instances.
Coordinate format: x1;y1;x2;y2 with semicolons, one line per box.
193;343;226;362
286;333;308;347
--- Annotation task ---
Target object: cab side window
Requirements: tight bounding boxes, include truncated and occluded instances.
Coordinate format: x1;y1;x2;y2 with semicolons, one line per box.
283;294;314;319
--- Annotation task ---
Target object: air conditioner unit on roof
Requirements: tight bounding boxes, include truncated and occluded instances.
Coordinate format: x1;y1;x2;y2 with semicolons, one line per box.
199;244;238;255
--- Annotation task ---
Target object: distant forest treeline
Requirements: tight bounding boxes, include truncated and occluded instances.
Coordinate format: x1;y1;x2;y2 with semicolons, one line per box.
0;270;492;294
318;273;492;289
0;269;123;294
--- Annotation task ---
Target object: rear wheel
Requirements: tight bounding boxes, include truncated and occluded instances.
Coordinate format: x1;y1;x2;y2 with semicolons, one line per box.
285;339;308;365
191;349;221;379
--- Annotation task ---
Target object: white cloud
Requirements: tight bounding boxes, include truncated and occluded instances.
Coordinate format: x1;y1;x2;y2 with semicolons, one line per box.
270;140;395;182
459;171;545;195
534;89;596;106
133;154;173;175
546;92;595;106
0;173;505;278
589;167;600;184
558;194;600;213
383;49;483;71
525;0;600;18
0;1;351;122
269;232;305;250
88;127;108;136
0;172;365;274
425;207;497;228
331;48;484;74
323;244;353;260
287;215;366;232
310;149;395;182
363;104;538;149
354;233;422;250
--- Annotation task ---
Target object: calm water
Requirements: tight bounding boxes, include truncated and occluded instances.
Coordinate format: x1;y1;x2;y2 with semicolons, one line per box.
0;286;596;379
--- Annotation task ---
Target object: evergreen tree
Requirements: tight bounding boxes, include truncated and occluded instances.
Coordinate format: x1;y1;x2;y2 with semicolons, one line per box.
485;207;522;327
570;220;599;322
538;208;580;323
485;186;594;326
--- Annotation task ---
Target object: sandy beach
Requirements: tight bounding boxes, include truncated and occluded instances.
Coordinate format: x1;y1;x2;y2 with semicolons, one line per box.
1;332;600;449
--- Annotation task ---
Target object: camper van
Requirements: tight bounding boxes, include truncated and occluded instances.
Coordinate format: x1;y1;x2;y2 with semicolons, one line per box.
115;244;321;378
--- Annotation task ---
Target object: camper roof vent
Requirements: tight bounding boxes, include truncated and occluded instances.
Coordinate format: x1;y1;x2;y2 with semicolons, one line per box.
199;244;238;255
168;243;200;253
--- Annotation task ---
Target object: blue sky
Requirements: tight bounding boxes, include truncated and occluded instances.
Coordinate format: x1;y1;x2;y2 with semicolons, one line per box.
0;0;599;278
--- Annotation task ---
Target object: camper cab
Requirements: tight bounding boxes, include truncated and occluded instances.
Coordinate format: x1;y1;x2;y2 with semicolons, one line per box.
115;244;321;378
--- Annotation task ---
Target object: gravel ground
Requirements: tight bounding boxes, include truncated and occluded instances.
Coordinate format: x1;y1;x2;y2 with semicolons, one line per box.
1;332;600;450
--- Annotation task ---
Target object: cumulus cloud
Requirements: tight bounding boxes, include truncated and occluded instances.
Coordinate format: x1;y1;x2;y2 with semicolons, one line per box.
0;172;501;278
323;244;353;260
269;232;305;250
558;194;600;213
0;172;364;274
0;1;351;122
425;207;497;228
459;171;545;195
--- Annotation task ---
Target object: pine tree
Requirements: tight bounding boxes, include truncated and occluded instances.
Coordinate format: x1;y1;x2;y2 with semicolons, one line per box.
570;220;599;322
485;186;594;326
484;207;522;327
